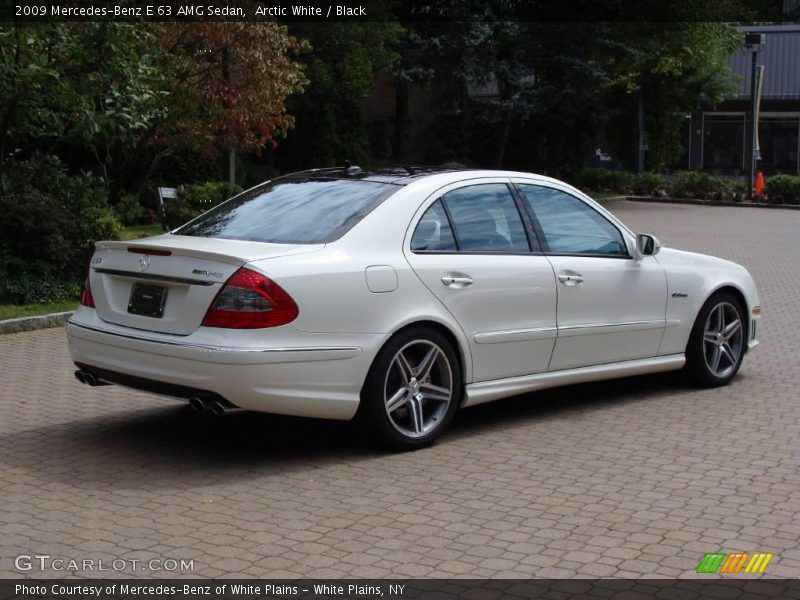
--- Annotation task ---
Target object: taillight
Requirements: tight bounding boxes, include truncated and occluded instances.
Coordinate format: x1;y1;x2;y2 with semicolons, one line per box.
202;267;298;329
79;272;95;308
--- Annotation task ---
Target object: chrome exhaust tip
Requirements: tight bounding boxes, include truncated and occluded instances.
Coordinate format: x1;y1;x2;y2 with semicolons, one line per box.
188;397;207;413
207;400;227;417
74;369;108;386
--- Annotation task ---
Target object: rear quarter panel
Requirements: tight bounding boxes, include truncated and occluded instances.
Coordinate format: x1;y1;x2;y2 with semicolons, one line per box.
245;181;475;381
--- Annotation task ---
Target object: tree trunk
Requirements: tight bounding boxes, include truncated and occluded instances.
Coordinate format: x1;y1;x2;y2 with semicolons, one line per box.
636;92;646;174
392;80;410;161
494;105;514;168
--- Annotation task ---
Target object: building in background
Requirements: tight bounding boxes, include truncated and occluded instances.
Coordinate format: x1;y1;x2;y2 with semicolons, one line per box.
687;24;800;176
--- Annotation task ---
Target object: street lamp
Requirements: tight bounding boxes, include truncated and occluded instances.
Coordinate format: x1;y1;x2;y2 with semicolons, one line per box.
745;32;765;198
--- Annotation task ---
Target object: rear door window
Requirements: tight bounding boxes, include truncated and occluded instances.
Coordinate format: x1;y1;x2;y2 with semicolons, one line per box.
410;200;458;251
443;184;530;252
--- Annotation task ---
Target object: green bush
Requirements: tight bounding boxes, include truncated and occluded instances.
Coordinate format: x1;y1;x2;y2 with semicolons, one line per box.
668;171;719;199
163;181;243;230
0;268;81;305
576;168;635;194
668;171;746;202
632;172;664;196
113;193;150;226
723;179;747;202
0;157;122;304
765;174;800;205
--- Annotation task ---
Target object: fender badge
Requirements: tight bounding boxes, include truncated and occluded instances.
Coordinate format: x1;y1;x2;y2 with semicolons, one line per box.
672;291;688;298
192;269;224;278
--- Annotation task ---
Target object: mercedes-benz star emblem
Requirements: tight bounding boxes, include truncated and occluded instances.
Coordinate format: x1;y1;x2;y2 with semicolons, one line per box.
138;255;151;272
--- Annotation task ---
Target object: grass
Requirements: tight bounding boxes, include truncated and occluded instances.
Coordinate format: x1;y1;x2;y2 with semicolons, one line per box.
0;301;78;321
120;224;164;240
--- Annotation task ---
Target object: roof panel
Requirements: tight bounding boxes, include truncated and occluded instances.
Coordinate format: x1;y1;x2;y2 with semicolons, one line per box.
729;26;800;100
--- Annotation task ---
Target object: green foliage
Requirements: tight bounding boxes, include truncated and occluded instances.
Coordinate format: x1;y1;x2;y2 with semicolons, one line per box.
393;17;738;175
765;174;800;205
576;169;635;194
163;182;243;230
0;23;169;195
279;21;401;169
632;172;664;196
668;171;720;198
0;156;121;304
604;22;740;171
404;19;615;173
0;272;81;305
121;224;164;240
667;171;745;201
113;194;150;226
574;168;746;201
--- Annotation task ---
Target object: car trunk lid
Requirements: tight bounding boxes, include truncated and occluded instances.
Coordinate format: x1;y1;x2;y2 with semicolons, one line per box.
89;235;322;335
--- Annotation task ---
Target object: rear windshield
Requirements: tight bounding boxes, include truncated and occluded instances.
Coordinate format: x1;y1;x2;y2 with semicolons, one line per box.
175;178;397;244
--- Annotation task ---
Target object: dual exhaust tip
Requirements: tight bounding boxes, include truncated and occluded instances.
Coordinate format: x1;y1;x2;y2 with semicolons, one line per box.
188;396;237;416
74;370;109;387
75;369;236;416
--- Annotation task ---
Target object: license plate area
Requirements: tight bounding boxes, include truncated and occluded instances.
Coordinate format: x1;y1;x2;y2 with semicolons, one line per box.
127;283;167;318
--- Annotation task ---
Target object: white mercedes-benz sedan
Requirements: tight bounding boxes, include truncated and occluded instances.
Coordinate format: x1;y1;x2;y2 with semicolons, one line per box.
68;167;761;448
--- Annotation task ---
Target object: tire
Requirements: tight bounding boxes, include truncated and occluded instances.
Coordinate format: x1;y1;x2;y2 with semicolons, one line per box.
358;326;462;450
685;291;746;387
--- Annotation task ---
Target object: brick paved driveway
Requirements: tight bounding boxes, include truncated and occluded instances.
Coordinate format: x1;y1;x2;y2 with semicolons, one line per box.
1;201;799;579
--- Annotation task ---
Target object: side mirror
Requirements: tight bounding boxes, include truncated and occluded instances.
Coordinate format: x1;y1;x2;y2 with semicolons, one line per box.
636;233;661;257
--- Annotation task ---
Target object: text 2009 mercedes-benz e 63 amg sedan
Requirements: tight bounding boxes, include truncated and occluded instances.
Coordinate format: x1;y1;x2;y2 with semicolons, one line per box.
68;167;761;448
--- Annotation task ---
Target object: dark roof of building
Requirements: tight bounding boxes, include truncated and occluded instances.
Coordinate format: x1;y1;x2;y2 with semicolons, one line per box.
729;25;800;100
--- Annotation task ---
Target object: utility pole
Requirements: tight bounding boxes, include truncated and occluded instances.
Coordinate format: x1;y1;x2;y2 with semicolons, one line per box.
636;93;645;174
745;32;765;197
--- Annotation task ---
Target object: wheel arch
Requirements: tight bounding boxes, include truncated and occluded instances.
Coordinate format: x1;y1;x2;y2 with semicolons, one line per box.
695;283;750;352
388;319;469;389
360;318;471;406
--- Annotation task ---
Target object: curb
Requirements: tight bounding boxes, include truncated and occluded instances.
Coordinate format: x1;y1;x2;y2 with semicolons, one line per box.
0;311;74;335
625;196;800;210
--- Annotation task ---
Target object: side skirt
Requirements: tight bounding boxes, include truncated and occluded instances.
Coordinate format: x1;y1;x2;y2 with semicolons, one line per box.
463;354;685;407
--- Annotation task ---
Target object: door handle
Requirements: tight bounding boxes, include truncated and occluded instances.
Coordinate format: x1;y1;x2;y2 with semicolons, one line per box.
441;275;473;287
557;273;584;285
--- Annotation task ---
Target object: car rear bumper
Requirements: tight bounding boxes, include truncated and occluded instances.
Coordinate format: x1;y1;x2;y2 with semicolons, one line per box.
66;318;381;420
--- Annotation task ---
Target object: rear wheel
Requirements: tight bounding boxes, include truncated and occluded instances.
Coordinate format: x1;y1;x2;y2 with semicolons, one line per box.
359;327;461;450
686;291;746;387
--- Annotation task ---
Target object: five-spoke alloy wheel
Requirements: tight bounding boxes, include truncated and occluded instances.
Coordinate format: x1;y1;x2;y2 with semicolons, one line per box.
687;292;746;386
360;327;461;449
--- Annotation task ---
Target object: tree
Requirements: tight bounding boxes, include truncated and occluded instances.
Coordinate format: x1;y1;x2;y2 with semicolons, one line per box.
154;23;306;155
0;23;166;195
603;22;741;172
276;20;401;170
395;13;617;174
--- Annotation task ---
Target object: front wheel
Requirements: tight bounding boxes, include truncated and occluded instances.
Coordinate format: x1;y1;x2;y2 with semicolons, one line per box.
359;327;462;450
685;291;746;387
